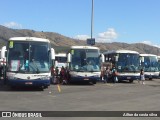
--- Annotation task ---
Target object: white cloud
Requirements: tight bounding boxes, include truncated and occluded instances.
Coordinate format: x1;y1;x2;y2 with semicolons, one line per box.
96;28;118;43
141;40;152;45
3;22;22;29
74;35;90;40
74;28;118;43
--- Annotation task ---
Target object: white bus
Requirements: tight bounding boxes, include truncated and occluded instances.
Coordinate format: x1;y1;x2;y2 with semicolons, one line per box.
55;53;67;72
103;50;140;83
6;37;53;88
67;46;104;84
140;54;159;80
0;46;7;66
0;46;7;79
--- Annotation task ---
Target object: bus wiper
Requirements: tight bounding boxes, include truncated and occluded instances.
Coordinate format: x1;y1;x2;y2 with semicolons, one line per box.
32;59;40;74
76;70;85;72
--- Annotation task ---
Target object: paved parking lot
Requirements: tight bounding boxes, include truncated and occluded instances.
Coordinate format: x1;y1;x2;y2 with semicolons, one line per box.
0;79;160;120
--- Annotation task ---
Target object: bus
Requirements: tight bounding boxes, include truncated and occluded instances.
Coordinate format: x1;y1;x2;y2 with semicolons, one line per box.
6;37;52;88
0;46;7;66
0;46;7;79
140;54;159;80
67;46;104;84
55;53;67;73
103;50;140;83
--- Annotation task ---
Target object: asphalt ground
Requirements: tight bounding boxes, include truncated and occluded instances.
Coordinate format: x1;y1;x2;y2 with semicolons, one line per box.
0;79;160;120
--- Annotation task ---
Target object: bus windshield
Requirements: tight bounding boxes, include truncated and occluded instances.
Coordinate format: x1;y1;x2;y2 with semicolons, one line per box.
7;41;51;73
70;49;100;72
117;53;139;72
142;56;159;72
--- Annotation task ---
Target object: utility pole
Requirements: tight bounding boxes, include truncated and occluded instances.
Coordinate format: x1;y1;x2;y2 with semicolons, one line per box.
91;0;94;39
87;0;95;46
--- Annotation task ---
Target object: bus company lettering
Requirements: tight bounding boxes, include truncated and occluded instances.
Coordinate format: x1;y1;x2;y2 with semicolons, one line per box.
12;112;42;118
28;113;42;117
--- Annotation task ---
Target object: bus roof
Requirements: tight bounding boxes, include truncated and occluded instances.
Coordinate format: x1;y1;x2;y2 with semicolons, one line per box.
71;46;99;50
9;37;50;43
103;50;139;54
140;54;157;57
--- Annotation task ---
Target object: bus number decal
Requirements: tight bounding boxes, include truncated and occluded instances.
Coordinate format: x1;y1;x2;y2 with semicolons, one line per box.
71;50;74;55
9;41;14;48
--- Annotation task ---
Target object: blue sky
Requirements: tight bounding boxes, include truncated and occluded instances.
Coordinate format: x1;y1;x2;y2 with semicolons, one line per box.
0;0;160;47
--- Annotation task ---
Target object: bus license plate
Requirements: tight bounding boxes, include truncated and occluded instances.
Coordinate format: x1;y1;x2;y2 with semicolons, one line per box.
84;78;89;80
25;82;33;85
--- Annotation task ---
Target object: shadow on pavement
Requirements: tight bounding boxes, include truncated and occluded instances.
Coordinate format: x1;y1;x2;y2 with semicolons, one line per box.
0;80;44;92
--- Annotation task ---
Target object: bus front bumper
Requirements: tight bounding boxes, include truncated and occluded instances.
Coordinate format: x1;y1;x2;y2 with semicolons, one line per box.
117;76;140;81
69;76;100;83
7;79;50;87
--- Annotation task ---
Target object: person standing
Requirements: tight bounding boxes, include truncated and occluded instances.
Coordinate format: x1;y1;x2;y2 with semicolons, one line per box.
60;66;67;85
55;67;60;84
112;66;118;83
100;66;105;82
50;65;55;84
140;69;145;85
104;66;111;83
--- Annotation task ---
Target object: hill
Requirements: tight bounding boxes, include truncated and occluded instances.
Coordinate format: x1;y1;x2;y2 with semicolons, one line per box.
0;25;160;55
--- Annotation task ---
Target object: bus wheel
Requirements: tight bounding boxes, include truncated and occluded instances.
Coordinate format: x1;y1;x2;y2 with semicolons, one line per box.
92;81;97;84
43;86;48;89
129;80;133;83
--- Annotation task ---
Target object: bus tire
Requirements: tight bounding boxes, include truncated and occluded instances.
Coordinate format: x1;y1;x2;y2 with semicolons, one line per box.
92;81;96;84
43;86;48;89
10;86;18;90
129;80;133;83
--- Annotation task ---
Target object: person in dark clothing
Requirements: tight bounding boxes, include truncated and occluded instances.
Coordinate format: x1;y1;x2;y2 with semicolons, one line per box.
54;67;60;84
140;69;145;85
104;66;112;83
112;66;118;83
60;66;67;84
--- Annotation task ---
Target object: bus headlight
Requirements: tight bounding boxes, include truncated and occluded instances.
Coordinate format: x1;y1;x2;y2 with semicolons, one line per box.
40;76;50;80
93;75;100;78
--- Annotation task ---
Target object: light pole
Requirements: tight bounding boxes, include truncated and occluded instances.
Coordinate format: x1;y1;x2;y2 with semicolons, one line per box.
91;0;94;39
87;0;95;45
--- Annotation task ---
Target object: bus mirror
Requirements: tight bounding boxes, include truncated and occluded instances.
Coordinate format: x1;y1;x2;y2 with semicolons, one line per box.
55;61;58;66
67;53;71;63
51;48;55;60
100;54;105;63
141;57;144;62
139;60;141;65
115;56;119;62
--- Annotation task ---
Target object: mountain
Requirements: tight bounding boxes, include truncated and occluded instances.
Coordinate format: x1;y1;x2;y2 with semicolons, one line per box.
0;25;160;55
